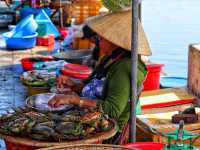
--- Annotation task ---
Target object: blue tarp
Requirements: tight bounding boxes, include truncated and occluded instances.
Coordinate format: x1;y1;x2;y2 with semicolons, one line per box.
20;7;51;19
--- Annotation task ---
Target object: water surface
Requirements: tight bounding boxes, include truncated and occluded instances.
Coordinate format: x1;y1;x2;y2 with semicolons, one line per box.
143;0;200;77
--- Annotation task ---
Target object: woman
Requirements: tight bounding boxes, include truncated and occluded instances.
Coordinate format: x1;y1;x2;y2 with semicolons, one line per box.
49;10;152;142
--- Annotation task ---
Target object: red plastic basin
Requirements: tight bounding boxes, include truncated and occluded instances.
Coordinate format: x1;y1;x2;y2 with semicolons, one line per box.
21;57;54;71
61;64;92;79
123;142;164;150
143;64;164;91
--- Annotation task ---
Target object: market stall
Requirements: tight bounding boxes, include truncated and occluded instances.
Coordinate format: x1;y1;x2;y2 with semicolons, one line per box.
0;0;159;149
137;106;200;146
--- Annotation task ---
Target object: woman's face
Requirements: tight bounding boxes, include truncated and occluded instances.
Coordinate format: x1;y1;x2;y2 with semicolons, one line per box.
99;37;117;55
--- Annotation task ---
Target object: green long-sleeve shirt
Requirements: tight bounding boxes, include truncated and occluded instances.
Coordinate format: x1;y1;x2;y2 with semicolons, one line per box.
97;57;147;131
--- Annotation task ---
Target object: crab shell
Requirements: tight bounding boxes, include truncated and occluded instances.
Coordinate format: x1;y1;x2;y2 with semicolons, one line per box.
0;113;17;123
25;111;49;123
7;118;36;134
81;112;102;123
30;123;56;141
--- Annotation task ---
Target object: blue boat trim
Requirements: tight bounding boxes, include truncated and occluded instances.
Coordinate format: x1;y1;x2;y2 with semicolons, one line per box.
160;76;187;88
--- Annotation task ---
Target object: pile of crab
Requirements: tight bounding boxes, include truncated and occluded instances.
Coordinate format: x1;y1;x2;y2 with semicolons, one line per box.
0;107;114;142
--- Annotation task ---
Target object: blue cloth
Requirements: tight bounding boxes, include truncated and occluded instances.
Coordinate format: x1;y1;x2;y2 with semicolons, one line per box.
81;78;105;99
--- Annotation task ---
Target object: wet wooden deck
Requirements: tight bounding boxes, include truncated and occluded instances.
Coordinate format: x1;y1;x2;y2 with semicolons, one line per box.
0;42;50;149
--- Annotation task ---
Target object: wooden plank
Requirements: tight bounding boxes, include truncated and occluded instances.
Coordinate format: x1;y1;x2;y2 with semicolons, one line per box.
141;103;194;114
137;106;200;146
137;107;200;133
140;87;195;109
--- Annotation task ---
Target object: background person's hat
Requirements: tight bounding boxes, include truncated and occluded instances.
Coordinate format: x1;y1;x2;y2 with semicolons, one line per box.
86;10;152;56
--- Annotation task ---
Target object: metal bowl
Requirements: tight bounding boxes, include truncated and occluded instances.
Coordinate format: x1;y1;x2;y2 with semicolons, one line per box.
53;49;92;64
26;93;73;113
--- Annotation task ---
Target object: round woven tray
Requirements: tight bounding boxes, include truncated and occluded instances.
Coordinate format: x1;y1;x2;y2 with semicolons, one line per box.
0;119;118;148
36;144;137;150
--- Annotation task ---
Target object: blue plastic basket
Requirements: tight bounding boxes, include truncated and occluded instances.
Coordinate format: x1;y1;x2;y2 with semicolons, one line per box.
35;10;60;38
13;15;38;37
160;76;187;88
3;32;38;50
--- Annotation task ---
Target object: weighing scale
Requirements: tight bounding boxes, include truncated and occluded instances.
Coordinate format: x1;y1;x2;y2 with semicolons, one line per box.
163;120;199;150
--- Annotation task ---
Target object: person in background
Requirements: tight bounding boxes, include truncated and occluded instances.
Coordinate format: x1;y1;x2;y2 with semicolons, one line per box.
49;10;152;143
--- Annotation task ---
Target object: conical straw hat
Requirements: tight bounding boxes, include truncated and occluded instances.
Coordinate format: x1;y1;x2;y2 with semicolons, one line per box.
87;10;152;56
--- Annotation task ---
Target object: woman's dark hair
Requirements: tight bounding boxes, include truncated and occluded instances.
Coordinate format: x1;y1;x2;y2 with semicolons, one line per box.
82;25;97;39
82;25;100;61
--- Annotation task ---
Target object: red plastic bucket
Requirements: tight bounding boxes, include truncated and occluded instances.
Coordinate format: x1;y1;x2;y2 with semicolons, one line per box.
61;64;92;79
123;142;164;150
143;64;164;91
21;57;54;71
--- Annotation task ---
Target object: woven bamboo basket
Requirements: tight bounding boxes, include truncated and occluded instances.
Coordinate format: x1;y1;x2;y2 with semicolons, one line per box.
36;144;136;150
0;119;118;150
26;86;50;96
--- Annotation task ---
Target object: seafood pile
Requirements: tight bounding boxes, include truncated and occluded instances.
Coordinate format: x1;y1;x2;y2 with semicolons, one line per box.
0;107;114;142
33;60;67;71
20;70;56;87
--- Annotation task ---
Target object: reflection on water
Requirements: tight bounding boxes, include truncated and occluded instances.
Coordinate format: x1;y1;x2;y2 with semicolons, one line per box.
143;0;200;77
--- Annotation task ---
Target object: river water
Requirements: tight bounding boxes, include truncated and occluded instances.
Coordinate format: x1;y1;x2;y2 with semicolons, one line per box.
142;0;200;77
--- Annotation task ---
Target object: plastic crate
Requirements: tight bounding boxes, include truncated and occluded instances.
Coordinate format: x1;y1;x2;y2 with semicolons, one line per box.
72;37;92;49
36;34;55;46
71;0;102;24
47;42;55;51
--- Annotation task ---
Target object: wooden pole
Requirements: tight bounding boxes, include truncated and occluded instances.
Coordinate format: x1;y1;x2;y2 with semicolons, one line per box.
139;1;142;21
59;0;63;28
129;0;139;142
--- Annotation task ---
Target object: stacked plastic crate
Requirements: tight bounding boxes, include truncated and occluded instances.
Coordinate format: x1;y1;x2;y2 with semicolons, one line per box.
71;0;102;49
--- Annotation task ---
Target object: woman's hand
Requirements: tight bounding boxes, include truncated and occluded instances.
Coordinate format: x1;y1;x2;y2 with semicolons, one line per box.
48;95;80;107
57;75;75;89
